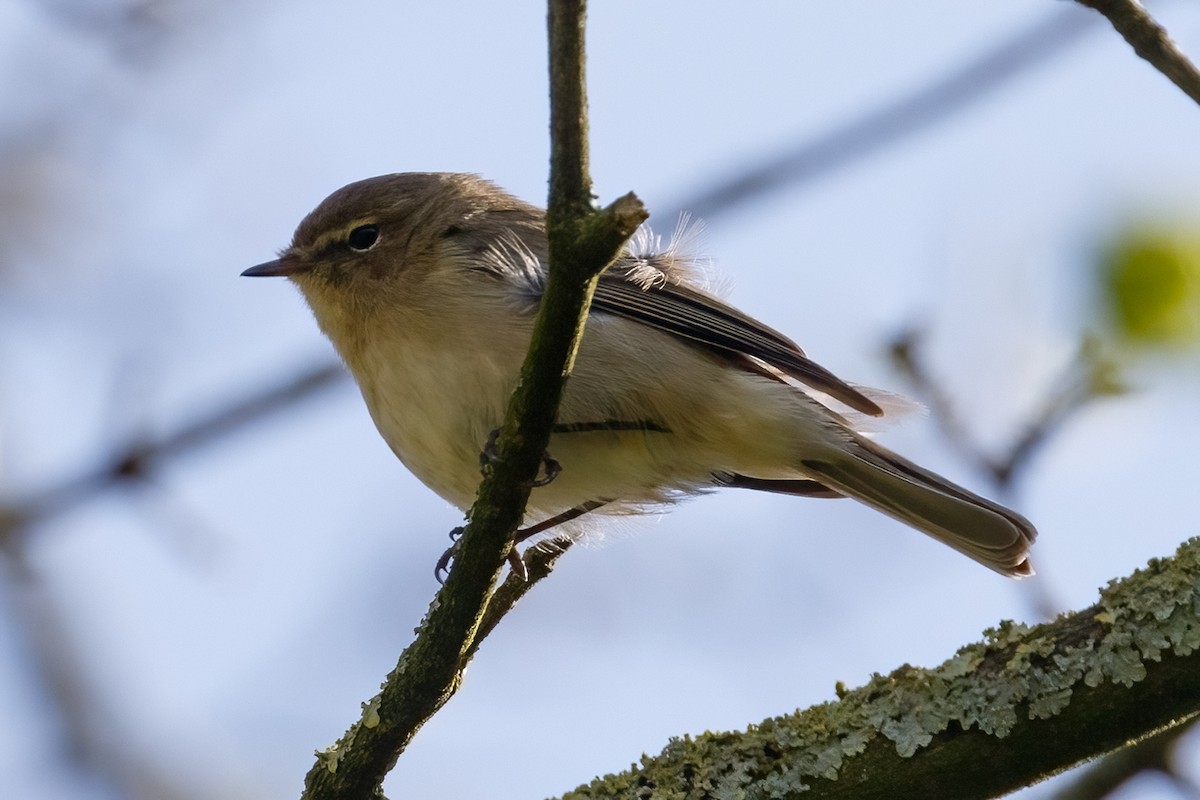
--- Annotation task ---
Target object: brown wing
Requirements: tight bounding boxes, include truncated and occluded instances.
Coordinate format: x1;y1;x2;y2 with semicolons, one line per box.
591;272;883;416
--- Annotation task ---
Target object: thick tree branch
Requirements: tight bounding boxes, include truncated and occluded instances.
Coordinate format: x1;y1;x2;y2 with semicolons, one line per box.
558;537;1200;800
1077;0;1200;106
298;2;645;798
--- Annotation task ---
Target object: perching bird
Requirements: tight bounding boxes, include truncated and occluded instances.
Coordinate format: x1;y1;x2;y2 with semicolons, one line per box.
243;172;1036;577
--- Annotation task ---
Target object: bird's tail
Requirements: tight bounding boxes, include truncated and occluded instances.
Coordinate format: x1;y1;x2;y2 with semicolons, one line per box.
798;435;1036;577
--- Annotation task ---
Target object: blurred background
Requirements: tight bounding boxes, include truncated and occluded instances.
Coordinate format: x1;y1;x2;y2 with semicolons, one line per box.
3;1;1200;798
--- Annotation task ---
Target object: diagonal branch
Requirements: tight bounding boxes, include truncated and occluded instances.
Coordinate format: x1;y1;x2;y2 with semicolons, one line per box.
469;536;574;661
1077;0;1200;106
297;2;645;798
663;9;1096;222
0;362;346;546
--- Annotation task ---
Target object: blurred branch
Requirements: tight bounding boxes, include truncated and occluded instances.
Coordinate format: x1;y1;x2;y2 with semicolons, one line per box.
1076;0;1200;106
559;538;1200;800
0;558;206;800
0;362;346;547
0;559;123;797
888;328;1200;799
1051;725;1193;800
887;330;1119;490
664;8;1096;222
888;329;1118;622
36;0;176;64
298;2;646;798
0;360;347;798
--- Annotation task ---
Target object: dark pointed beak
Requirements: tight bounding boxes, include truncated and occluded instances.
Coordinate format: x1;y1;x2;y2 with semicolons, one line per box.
241;255;311;277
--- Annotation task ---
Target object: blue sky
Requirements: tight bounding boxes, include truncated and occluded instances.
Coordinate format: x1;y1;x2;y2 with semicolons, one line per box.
2;2;1200;798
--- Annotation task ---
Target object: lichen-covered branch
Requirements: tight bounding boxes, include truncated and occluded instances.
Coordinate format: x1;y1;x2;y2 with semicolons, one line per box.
1076;0;1200;106
558;537;1200;800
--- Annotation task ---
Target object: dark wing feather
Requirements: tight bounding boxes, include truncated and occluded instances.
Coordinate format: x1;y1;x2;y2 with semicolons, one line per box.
714;472;845;498
591;272;884;417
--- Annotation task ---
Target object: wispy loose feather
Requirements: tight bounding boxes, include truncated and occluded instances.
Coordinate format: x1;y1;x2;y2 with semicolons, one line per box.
621;215;722;295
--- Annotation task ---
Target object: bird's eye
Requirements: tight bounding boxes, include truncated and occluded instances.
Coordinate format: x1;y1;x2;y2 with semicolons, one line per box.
347;224;380;251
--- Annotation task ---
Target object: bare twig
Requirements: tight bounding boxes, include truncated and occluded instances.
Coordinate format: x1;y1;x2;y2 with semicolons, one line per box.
1076;0;1200;106
469;536;574;660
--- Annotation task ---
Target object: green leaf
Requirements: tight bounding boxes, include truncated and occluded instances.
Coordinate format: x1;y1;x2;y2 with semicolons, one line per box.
1100;227;1200;346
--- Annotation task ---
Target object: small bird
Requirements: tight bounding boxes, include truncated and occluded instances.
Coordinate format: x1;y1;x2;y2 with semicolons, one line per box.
243;172;1036;576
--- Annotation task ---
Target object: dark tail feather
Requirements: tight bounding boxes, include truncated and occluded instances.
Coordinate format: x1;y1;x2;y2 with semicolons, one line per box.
798;437;1037;577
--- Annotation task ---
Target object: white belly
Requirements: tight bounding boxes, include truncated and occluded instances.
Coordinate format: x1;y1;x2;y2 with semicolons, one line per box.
350;311;834;523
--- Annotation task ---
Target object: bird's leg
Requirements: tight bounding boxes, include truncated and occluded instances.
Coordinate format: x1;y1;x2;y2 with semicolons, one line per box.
512;498;610;543
531;455;561;487
434;499;610;583
505;499;610;580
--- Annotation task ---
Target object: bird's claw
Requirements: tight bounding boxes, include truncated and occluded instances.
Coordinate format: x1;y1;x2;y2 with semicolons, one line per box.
478;428;561;488
434;525;529;584
434;526;465;583
532;454;561;487
506;547;528;581
479;430;501;473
